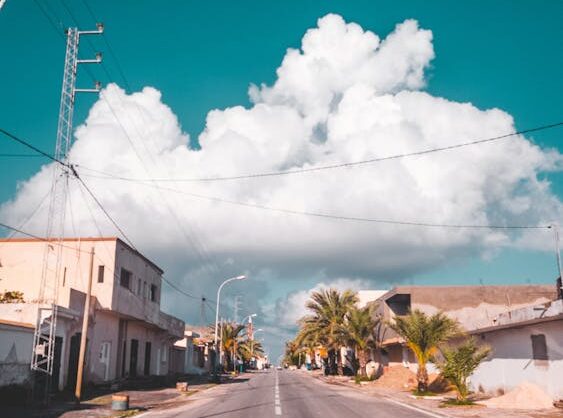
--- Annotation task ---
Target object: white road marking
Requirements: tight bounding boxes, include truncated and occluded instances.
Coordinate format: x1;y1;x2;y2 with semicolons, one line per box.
383;397;451;418
274;370;282;415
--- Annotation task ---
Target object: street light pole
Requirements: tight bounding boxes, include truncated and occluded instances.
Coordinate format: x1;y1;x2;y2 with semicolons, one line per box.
214;275;246;374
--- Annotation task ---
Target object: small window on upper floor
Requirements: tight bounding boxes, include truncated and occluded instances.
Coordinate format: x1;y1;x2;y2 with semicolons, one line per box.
150;284;157;302
531;334;548;361
120;268;132;290
137;278;142;296
98;265;105;283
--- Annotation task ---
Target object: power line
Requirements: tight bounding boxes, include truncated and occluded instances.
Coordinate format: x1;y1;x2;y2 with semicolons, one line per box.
0;221;92;254
0;154;46;158
32;0;65;40
78;170;552;230
73;172;137;250
161;277;200;300
29;4;212;311
78;121;563;183
81;0;133;92
0;128;68;166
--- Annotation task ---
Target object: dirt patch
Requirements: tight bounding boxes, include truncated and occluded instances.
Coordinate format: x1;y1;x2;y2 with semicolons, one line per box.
373;366;417;390
479;382;555;410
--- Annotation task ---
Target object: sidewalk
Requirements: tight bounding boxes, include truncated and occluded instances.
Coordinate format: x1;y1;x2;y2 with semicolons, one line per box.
311;371;561;418
3;374;223;418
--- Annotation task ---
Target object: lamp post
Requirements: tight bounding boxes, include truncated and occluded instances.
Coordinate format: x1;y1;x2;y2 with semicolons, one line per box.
214;275;246;374
243;313;257;323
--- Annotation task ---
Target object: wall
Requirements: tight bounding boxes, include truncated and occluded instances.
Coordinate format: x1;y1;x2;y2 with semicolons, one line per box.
471;320;563;400
0;322;33;386
0;238;118;309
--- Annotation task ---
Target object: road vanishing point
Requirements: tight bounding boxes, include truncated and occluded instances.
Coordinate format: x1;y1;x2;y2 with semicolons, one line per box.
142;370;445;418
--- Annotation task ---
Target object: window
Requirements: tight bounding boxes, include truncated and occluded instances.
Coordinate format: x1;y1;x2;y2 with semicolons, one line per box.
531;334;548;361
97;265;105;283
150;284;157;302
137;278;141;295
120;268;132;289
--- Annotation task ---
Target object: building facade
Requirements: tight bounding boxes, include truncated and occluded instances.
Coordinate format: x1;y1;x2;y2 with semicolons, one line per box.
372;285;556;370
0;237;184;391
469;298;563;400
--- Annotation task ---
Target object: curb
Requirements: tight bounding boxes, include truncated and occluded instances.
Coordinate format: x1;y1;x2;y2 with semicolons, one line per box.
312;374;452;418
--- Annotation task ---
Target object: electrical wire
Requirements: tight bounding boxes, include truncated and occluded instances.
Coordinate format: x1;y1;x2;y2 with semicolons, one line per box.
74;173;137;250
32;0;65;40
0;154;46;158
79;121;563;183
0;128;68;166
78;169;552;230
28;3;215;307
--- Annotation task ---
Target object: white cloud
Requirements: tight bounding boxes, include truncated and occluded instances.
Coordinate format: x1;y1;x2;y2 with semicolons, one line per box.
1;14;562;336
274;278;370;328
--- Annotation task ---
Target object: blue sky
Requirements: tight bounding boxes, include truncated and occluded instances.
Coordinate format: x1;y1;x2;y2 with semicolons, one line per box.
1;1;563;359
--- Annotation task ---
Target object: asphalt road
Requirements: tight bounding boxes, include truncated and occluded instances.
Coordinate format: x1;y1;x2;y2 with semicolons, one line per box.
143;370;444;418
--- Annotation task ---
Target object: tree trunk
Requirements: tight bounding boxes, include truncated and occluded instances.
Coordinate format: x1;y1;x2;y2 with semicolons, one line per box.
416;362;429;392
358;349;367;377
336;348;344;376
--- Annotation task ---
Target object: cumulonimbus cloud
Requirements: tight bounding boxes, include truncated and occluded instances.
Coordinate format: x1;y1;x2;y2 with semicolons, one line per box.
1;14;562;333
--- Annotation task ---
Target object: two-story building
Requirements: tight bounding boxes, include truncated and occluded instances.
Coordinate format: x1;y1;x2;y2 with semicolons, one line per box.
0;237;184;392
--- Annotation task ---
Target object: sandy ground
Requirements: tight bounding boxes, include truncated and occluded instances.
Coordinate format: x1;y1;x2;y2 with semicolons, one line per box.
312;371;561;418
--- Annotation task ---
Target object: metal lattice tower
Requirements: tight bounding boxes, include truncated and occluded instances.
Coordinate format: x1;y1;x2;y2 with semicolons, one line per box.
31;25;103;377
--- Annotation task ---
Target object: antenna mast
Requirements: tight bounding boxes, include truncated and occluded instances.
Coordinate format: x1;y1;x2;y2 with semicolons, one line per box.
31;24;103;387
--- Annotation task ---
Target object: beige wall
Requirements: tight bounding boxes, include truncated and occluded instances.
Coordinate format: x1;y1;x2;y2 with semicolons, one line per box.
0;238;117;309
0;237;184;389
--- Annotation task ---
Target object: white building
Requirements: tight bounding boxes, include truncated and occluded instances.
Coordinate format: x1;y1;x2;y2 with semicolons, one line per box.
174;327;212;375
470;298;563;400
0;237;184;391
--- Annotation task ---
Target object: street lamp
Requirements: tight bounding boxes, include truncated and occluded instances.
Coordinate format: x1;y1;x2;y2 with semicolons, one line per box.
214;275;246;373
243;313;257;323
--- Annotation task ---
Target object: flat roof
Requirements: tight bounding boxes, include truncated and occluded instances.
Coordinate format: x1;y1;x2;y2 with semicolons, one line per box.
0;236;164;274
0;318;35;329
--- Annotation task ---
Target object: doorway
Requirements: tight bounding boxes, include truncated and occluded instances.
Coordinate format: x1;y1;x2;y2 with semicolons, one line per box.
129;339;138;377
144;342;151;376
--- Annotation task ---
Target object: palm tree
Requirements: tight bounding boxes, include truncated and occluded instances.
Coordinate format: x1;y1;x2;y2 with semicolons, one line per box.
345;305;379;377
238;339;265;363
284;339;304;366
390;309;459;392
436;338;490;402
299;288;358;375
219;322;246;370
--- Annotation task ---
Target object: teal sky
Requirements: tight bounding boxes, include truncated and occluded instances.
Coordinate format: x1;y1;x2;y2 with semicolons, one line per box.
1;1;563;357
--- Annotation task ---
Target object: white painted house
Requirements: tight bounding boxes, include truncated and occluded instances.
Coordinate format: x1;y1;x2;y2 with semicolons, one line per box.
469;298;563;400
0;237;184;391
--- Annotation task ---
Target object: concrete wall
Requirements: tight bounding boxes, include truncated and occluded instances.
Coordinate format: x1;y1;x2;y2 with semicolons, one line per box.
471;320;563;400
0;238;117;308
0;322;33;386
376;285;556;344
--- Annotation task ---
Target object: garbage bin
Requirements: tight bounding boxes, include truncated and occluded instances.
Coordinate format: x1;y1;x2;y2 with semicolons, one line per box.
111;394;129;411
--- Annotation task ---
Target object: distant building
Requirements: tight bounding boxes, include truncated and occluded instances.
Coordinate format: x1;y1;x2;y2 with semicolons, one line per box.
469;297;563;400
0;237;184;391
174;326;214;375
357;290;387;308
372;285;556;370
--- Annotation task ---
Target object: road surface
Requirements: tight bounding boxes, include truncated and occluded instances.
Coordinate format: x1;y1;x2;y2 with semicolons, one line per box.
143;370;445;418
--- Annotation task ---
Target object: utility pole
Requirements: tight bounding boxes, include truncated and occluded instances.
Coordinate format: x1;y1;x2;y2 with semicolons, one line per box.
234;295;241;323
75;247;95;403
552;223;563;297
31;24;102;402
